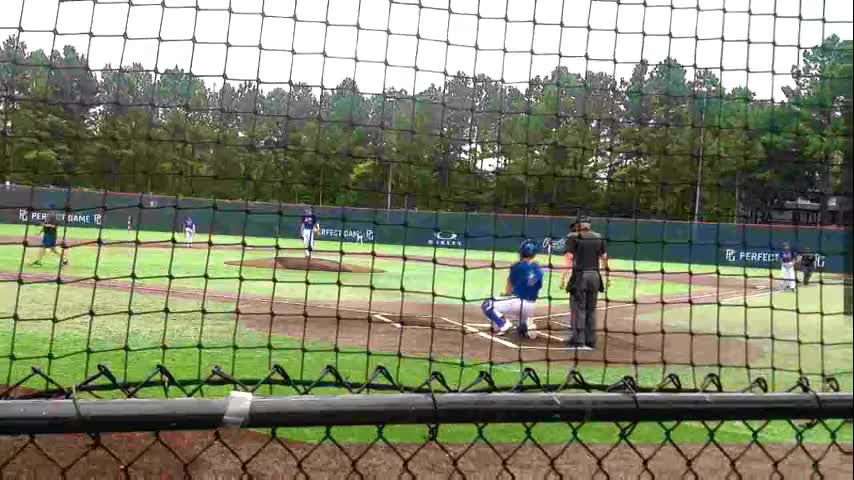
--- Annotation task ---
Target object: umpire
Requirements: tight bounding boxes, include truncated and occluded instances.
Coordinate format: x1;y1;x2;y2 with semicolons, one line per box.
798;246;817;286
563;216;610;350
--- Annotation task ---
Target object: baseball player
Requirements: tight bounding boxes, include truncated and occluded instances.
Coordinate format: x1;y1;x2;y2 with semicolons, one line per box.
31;212;69;266
480;240;544;339
542;237;555;268
779;242;797;291
562;217;610;350
183;217;196;247
299;208;320;257
798;246;817;286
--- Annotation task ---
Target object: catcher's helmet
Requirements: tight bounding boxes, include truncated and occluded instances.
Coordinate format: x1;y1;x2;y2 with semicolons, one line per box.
519;240;538;258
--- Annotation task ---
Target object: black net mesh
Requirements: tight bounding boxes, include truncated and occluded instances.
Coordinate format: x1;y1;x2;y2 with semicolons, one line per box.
0;365;852;477
0;0;851;476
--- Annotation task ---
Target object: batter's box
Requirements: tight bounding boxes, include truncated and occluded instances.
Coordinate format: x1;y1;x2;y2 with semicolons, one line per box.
369;313;488;331
370;313;596;351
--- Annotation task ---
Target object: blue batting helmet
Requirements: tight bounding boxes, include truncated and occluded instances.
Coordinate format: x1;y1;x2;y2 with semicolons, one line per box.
519;240;537;258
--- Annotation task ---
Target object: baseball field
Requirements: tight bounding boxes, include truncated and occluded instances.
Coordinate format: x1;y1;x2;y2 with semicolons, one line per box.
0;221;851;476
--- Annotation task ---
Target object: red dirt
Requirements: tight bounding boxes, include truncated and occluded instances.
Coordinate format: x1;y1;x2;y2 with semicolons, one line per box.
0;429;849;479
1;235;515;269
1;271;763;367
0;385;47;400
4;235;834;290
308;251;514;269
226;256;383;273
0;271;846;478
231;294;762;366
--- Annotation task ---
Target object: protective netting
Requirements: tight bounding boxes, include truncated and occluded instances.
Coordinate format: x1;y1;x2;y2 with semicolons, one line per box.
0;365;851;477
0;0;852;476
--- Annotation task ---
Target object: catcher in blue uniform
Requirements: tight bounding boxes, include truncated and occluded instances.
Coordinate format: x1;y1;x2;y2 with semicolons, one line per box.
480;241;544;339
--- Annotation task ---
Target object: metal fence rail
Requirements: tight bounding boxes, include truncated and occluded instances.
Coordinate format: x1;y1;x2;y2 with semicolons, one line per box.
0;365;851;478
1;392;852;435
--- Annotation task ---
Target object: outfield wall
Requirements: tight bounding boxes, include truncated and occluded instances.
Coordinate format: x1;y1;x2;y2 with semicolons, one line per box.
0;186;848;273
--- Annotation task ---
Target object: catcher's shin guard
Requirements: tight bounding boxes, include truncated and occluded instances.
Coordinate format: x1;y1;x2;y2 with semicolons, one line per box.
481;299;505;327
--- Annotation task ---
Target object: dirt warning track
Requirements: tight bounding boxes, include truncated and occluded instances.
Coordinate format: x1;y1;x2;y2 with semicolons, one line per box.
0;427;848;479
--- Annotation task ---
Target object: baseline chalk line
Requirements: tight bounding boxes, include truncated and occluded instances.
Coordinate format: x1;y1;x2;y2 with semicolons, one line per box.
437;316;520;349
372;313;402;328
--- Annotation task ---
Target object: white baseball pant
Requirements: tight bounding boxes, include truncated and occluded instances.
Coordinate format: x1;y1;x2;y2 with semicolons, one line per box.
781;262;796;290
483;297;537;337
302;229;315;256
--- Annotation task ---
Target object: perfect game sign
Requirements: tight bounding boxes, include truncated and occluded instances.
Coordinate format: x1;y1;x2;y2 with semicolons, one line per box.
721;247;826;269
18;209;103;226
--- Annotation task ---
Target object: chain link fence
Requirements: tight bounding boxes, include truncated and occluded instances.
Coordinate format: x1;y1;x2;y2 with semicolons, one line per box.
0;365;851;478
1;0;852;477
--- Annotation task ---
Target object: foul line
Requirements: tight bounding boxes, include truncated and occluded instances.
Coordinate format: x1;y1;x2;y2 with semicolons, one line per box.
436;316;520;349
536;331;565;342
372;313;402;329
435;316;566;348
719;289;779;304
8;273;778;351
529;287;759;323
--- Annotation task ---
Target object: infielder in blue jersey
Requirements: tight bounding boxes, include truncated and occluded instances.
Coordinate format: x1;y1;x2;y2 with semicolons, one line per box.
481;240;544;339
183;217;196;247
300;208;320;257
31;212;69;266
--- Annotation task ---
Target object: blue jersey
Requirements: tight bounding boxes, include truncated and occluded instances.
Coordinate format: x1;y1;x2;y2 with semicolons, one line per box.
301;214;317;230
508;261;544;301
184;218;195;229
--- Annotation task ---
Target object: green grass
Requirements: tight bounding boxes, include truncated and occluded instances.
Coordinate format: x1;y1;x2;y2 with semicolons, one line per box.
1;281;849;445
0;223;698;305
641;283;854;390
0;223;850;445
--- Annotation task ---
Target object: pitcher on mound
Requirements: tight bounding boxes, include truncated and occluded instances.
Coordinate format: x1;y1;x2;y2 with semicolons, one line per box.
300;208;320;258
779;242;797;291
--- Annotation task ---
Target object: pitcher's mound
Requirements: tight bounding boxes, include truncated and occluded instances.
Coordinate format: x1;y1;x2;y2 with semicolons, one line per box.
226;256;382;273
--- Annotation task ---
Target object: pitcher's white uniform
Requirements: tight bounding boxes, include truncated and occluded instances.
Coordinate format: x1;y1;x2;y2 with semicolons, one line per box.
780;247;797;290
183;217;196;247
300;210;319;257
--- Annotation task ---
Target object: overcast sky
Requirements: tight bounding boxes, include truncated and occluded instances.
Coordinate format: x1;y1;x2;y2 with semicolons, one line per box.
2;0;852;101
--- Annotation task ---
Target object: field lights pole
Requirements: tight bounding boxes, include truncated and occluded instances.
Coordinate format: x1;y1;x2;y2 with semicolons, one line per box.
387;161;393;211
693;93;708;225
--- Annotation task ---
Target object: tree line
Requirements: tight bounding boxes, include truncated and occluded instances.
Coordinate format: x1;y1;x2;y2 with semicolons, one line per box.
1;34;851;223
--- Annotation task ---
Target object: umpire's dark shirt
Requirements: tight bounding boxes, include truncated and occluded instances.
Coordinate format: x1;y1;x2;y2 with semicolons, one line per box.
800;254;816;269
566;231;606;271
